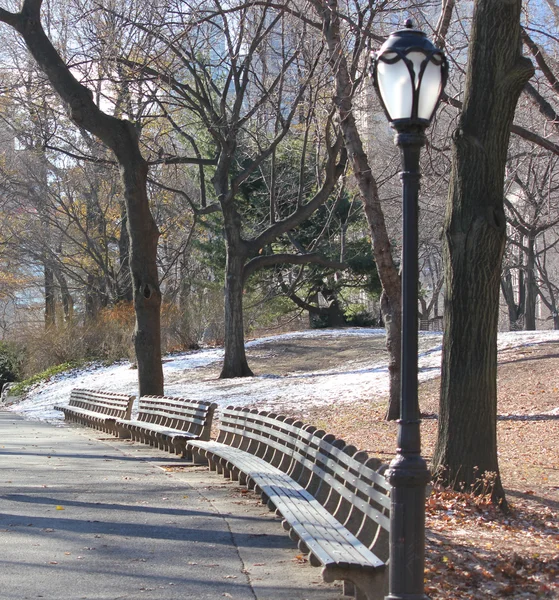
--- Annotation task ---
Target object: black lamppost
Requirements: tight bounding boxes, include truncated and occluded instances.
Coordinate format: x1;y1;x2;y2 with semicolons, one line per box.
370;20;448;600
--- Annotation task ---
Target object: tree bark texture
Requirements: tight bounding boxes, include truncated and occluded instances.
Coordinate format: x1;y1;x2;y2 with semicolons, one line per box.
381;290;401;421
219;190;253;381
433;0;534;503
501;270;525;329
54;269;74;323
314;0;402;419
217;149;253;378
524;236;537;330
221;250;253;378
1;1;163;396
44;263;55;328
118;208;133;302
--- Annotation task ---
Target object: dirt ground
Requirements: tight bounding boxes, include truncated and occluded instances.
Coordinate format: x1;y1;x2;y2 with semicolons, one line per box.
233;335;559;599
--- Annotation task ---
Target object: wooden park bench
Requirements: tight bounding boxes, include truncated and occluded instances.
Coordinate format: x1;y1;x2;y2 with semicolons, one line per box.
115;395;217;458
54;388;135;435
187;407;391;600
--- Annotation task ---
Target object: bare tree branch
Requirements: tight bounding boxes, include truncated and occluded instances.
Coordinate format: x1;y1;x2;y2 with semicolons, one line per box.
521;28;559;98
434;0;455;49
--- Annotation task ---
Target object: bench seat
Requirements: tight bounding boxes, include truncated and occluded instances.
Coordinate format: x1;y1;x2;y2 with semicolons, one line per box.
187;408;390;600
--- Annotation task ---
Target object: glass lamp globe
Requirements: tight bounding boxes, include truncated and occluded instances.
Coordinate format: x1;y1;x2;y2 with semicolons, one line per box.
371;20;448;127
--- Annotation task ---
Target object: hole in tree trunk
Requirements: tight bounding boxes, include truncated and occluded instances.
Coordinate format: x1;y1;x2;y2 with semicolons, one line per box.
143;285;151;299
493;207;505;230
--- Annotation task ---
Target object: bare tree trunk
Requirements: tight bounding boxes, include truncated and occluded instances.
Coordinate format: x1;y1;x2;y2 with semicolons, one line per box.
314;0;402;419
55;270;74;323
524;236;537;330
44;262;55;328
118;206;133;302
381;291;401;420
214;144;253;378
501;269;525;329
433;0;534;505
121;153;163;395
435;0;456;48
221;249;253;378
0;2;163;396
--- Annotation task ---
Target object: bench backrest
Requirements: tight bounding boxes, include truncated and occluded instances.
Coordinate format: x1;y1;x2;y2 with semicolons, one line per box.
69;389;135;419
138;395;217;440
216;406;390;557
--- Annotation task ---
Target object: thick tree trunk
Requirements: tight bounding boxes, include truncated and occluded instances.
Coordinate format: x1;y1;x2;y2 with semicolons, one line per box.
52;262;74;323
58;276;73;323
122;155;163;395
85;274;101;321
382;291;402;420
501;269;525;330
433;0;534;504
1;3;164;396
217;155;253;378
220;249;253;378
308;291;346;328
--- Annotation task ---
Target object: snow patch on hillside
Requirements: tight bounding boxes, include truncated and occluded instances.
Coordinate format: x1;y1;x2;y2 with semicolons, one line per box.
6;328;559;421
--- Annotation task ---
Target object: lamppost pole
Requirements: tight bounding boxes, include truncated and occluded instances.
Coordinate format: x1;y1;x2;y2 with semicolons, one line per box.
387;124;430;600
370;20;448;600
398;127;423;425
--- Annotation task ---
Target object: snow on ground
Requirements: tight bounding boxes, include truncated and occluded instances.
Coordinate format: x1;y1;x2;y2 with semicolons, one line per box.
6;328;559;422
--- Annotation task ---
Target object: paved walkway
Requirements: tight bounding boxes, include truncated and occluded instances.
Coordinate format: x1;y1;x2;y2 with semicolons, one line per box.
0;412;343;600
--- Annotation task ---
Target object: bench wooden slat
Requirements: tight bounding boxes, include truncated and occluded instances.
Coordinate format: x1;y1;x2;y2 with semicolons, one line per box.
123;420;198;438
195;448;385;571
253;471;382;566
220;412;390;491
187;407;390;600
138;409;206;426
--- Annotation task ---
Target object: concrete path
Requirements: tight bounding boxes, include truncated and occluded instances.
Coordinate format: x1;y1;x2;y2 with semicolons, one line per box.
0;412;343;600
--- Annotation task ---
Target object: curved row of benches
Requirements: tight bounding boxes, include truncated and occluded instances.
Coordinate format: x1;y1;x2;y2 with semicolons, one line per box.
55;388;390;600
54;388;216;456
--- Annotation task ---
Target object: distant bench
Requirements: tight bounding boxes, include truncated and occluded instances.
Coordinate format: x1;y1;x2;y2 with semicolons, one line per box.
56;390;216;459
54;389;135;434
187;407;390;600
115;395;217;458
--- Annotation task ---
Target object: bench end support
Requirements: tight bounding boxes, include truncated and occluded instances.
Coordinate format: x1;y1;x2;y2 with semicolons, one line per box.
323;564;387;600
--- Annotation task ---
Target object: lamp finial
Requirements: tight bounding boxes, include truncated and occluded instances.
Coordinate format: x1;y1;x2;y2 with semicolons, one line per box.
405;18;414;29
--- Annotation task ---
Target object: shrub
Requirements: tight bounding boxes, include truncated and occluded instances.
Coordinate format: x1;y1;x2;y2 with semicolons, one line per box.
344;309;379;328
9;361;80;396
0;341;25;391
85;303;136;363
18;303;136;377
